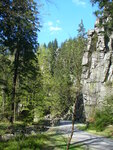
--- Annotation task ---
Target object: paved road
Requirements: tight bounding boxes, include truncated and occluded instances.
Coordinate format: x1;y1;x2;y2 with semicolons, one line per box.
51;121;113;150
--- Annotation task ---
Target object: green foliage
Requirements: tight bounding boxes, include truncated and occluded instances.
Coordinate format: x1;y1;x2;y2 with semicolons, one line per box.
38;41;86;118
48;39;58;75
91;0;113;33
0;134;48;150
19;109;33;124
37;21;86;119
0;0;41;123
94;110;113;131
94;95;113;131
0;4;86;124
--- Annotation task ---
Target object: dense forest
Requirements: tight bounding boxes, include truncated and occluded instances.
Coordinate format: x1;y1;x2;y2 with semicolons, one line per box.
0;0;113;150
0;0;86;123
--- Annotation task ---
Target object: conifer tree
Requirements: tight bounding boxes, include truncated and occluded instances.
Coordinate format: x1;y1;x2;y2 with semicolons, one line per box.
77;19;86;38
0;0;40;123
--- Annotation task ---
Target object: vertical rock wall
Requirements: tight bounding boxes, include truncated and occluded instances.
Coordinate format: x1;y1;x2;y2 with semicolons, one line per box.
81;20;113;120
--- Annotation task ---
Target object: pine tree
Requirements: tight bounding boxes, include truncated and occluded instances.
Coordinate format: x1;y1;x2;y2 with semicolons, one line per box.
77;19;86;38
0;0;40;123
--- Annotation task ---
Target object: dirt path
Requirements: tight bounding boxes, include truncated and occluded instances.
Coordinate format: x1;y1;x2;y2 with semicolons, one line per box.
50;121;113;150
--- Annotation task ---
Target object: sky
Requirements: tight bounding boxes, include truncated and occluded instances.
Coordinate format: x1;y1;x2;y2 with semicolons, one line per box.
37;0;98;46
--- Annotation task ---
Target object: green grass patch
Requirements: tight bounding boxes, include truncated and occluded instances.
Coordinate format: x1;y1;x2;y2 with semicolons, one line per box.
0;131;85;150
0;134;49;150
77;124;113;139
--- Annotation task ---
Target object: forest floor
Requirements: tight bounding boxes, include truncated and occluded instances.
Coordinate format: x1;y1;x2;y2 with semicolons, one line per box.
49;120;113;150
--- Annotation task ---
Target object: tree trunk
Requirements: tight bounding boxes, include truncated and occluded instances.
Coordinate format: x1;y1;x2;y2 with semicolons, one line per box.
10;70;17;123
2;87;5;117
10;50;19;124
66;94;78;150
2;74;6;119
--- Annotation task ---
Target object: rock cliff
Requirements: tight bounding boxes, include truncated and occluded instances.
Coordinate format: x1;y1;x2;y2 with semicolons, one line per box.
81;19;113;120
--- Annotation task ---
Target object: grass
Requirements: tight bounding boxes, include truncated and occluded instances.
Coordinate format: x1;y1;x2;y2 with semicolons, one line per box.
0;131;84;150
0;122;84;150
76;123;113;139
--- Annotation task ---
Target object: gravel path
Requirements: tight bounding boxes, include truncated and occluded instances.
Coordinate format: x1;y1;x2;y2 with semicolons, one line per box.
50;121;113;150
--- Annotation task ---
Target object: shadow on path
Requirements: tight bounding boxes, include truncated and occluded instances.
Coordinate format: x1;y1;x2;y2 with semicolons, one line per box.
50;120;113;150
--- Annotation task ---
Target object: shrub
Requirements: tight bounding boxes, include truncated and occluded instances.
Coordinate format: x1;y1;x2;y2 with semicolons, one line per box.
94;95;113;131
94;110;113;131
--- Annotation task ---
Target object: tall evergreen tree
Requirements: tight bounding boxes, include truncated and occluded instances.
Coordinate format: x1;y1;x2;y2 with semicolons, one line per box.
0;0;40;123
77;19;86;38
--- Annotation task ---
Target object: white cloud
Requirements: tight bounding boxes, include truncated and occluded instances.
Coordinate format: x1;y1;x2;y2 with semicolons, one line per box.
72;0;86;6
45;20;62;34
47;21;53;26
49;26;62;32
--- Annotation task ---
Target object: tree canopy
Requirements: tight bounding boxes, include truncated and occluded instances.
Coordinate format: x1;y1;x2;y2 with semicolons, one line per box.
91;0;113;33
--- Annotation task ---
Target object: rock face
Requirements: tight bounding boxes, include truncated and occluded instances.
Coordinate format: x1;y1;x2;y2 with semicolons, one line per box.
81;19;113;120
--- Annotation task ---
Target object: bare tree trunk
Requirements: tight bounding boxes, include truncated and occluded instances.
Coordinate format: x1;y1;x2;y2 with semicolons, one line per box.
66;91;81;150
67;98;77;150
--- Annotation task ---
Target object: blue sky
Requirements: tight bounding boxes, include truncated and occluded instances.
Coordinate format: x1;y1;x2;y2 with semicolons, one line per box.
37;0;97;46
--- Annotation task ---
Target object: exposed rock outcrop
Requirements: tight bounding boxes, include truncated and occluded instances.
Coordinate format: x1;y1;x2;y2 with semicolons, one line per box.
81;19;113;120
